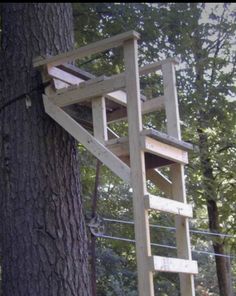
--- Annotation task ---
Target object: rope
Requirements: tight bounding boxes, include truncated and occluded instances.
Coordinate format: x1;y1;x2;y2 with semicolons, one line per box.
0;81;51;113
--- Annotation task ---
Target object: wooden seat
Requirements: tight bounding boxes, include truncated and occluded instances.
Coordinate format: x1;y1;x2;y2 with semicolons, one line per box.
105;128;192;169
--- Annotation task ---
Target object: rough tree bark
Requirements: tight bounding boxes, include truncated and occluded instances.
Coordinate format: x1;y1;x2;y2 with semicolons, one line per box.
192;24;233;294
0;3;91;296
198;128;233;296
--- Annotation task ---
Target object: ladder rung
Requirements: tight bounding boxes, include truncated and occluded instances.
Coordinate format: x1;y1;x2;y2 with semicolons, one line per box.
141;136;188;165
145;194;193;218
144;194;193;218
141;128;193;151
150;256;198;274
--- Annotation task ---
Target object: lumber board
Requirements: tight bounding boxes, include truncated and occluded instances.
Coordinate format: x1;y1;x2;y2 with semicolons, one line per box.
141;136;188;165
57;64;147;104
107;96;165;123
141;129;193;151
92;96;108;144
139;57;179;76
43;95;130;183
124;38;154;296
150;256;198;275
162;62;197;295
48;65;84;85
33;30;140;67
146;169;172;197
50;74;126;107
53;78;70;90
144;194;193;218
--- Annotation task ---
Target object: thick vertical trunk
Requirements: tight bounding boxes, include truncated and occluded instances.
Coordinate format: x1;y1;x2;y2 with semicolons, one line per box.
198;129;233;296
0;3;91;296
191;21;233;294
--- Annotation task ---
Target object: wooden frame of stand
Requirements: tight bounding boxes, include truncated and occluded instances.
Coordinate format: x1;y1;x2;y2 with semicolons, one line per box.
34;30;197;296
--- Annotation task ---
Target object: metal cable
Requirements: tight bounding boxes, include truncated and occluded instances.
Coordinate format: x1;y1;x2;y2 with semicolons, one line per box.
98;234;236;259
103;217;236;238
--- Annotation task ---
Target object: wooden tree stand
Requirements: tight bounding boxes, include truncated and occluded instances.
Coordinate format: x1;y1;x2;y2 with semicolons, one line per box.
34;30;198;296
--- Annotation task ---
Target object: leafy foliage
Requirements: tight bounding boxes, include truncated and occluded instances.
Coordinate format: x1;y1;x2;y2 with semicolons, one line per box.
73;3;236;295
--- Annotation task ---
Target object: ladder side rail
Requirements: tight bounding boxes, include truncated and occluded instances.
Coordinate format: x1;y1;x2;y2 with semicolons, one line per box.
124;39;154;296
162;62;196;296
92;96;108;144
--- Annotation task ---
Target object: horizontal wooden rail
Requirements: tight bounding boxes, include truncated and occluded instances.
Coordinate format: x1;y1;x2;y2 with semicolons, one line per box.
141;136;189;165
144;194;193;218
150;256;198;274
33;30;140;67
50;74;126;107
139;57;179;75
107;96;165;123
141;129;193;151
146;169;172;197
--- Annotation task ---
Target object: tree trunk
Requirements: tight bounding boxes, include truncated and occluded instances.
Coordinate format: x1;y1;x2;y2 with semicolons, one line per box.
191;20;233;294
198;129;233;296
0;3;91;296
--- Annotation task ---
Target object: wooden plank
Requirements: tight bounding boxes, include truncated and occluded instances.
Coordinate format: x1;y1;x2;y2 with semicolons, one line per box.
141;129;193;151
43;95;130;183
33;30;140;67
50;74;126;107
59;63;95;80
105;133;173;195
50;65;129;106
162;61;196;295
150;256;198;275
48;65;84;85
78;75;107;88
53;78;70;90
106;141;129;158
139;57;179;76
163;62;181;139
92;96;108;144
144;194;193;218
124;38;154;296
57;64;147;105
142;96;165;114
146;169;172;197
141;136;188;165
107;96;165;123
106;90;127;106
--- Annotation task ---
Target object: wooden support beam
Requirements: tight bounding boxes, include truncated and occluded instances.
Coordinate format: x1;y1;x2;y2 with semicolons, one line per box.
50;74;126;107
124;38;154;296
92;96;108;144
33;30;140;67
141;136;188;165
146;169;172;197
48;65;84;85
43;95;130;183
150;256;198;275
144;194;193;218
141;129;193;151
106;90;128;106
162;61;196;295
139;57;179;76
53;78;70;90
48;65;129;106
107;96;165;123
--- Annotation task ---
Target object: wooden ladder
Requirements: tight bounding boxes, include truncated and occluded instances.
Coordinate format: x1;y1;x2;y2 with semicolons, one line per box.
34;30;198;296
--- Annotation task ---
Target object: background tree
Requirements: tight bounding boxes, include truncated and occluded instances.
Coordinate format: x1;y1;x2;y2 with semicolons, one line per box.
0;3;91;296
72;3;236;295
